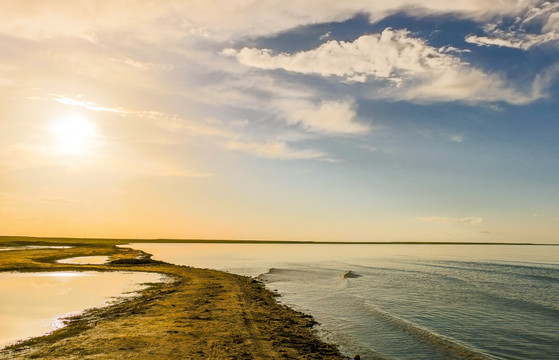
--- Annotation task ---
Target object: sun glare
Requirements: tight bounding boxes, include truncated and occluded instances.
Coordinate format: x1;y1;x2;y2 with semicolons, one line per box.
49;114;98;155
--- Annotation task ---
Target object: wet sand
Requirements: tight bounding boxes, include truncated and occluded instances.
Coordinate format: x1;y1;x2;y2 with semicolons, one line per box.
0;237;345;359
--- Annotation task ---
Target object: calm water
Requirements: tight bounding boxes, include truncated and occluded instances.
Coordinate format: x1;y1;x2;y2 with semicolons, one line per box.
128;243;559;360
0;270;166;349
56;255;110;265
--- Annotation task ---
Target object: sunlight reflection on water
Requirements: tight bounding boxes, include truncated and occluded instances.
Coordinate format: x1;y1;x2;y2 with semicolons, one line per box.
0;271;166;349
56;256;110;265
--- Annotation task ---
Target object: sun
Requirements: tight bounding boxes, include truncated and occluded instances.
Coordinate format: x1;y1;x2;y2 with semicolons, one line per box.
49;114;98;155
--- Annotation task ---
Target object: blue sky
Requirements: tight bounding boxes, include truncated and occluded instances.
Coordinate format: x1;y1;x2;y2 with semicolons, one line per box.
1;1;558;242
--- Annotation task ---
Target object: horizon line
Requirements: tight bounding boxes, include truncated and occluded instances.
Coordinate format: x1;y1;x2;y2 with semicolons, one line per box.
0;235;557;246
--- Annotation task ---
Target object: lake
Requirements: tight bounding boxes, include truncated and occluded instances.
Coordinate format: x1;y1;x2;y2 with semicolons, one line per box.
127;243;559;360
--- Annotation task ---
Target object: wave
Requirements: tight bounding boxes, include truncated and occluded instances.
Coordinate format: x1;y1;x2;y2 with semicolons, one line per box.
262;267;289;275
363;303;493;360
256;267;289;282
420;260;559;284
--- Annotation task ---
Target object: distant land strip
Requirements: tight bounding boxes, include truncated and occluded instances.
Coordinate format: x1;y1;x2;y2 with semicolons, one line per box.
0;235;557;246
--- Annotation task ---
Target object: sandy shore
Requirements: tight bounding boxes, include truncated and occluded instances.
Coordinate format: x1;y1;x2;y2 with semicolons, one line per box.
0;238;346;359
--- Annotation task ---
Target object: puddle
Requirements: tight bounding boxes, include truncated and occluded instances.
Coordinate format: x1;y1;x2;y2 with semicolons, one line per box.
56;256;110;265
0;271;166;349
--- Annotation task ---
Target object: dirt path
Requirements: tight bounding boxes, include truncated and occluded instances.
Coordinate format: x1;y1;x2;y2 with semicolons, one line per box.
0;242;347;360
233;277;278;358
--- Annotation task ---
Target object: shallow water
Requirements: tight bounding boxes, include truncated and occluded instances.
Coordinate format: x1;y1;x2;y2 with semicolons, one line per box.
56;255;110;265
128;243;559;360
0;271;166;349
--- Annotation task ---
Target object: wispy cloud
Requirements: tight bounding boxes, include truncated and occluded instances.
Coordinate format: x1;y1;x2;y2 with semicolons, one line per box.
120;162;214;178
319;31;332;41
43;93;344;166
360;144;378;152
227;140;327;161
466;1;559;50
54;96;127;114
37;196;83;204
466;29;559;50
447;134;464;143
49;94;237;139
286;100;370;135
0;1;536;42
417;216;483;225
108;57;174;71
49;94;339;162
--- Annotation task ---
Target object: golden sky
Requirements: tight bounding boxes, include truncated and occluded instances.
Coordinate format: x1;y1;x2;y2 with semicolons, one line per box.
2;1;558;242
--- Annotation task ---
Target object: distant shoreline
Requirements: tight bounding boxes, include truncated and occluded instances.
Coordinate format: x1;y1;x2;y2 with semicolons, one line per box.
1;235;557;246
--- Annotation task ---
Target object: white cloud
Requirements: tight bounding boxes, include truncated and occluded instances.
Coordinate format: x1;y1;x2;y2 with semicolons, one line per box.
439;46;471;54
417;216;483;225
286;100;370;135
466;1;559;50
225;29;462;83
447;134;464;143
227;140;327;160
401;67;537;104
2;0;552;174
466;30;559;50
0;1;537;42
226;28;537;104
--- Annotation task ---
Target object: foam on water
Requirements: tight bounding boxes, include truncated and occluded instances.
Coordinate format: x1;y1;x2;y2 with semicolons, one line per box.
361;302;490;359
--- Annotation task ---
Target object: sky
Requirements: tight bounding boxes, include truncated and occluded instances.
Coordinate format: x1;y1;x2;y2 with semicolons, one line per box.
1;1;558;243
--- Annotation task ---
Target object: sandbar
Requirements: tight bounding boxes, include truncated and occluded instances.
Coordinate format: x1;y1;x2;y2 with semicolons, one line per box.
0;237;345;359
